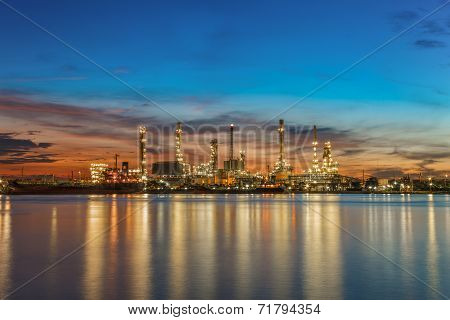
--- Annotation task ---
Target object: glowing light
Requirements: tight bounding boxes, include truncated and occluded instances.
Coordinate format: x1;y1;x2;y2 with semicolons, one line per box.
90;163;108;183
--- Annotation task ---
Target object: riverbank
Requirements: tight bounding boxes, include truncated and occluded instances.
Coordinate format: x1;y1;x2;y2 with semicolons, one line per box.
4;185;448;195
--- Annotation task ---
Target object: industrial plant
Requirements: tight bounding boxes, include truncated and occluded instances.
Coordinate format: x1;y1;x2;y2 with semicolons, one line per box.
1;119;448;194
83;119;432;193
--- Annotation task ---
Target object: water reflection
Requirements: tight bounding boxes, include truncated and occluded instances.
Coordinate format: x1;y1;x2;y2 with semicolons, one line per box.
128;197;151;299
426;195;439;292
302;195;342;299
234;198;250;299
0;196;11;298
49;207;58;260
168;198;188;299
0;194;449;299
83;198;108;299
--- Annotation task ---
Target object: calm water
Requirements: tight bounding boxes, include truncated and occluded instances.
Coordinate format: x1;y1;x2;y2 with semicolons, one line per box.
0;194;449;300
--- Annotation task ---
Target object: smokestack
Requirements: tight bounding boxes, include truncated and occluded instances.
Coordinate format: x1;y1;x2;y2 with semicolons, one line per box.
114;154;119;171
278;119;284;161
138;125;147;177
229;124;234;160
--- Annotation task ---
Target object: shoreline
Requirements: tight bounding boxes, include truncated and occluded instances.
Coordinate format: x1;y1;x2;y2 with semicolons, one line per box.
4;189;449;196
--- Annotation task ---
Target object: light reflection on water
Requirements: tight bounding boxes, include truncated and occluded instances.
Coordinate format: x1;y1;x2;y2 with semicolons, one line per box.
0;194;449;299
0;196;11;298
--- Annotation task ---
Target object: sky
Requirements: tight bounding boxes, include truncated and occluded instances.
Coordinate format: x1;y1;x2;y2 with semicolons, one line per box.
0;0;449;178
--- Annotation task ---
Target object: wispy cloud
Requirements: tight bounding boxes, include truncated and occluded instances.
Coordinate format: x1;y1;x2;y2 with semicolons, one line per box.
60;64;79;73
0;76;87;83
0;132;54;155
370;168;406;178
0;153;58;164
390;10;420;30
418;159;438;170
421;20;448;34
112;66;131;75
0;132;57;164
0;88;36;96
414;39;447;48
390;9;449;34
391;149;450;160
390;9;450;50
0;95;160;140
339;148;368;157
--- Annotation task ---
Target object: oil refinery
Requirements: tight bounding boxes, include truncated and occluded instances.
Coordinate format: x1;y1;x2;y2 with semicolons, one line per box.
86;119;360;192
1;119;448;194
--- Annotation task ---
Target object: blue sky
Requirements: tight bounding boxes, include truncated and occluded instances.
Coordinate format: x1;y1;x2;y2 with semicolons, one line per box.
0;0;449;176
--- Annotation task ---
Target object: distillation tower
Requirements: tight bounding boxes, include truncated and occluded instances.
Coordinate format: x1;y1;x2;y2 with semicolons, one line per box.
175;122;184;164
138;125;147;179
174;122;190;175
311;125;321;173
239;150;246;171
210;138;218;171
322;141;338;174
272;119;291;174
279;119;285;163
